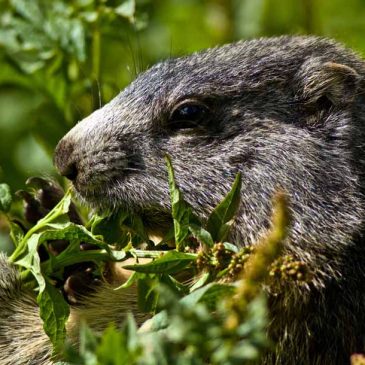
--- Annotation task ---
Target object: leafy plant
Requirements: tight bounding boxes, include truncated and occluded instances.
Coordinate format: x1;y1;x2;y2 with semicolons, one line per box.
0;157;309;364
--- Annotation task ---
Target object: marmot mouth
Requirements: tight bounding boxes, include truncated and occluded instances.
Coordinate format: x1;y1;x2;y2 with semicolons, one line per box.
72;178;169;215
70;178;121;210
73;181;173;241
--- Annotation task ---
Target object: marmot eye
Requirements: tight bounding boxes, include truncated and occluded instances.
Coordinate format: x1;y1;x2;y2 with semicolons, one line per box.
169;102;208;130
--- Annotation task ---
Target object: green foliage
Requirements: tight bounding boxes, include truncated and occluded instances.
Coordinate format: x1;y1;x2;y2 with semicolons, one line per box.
7;189;123;351
38;281;70;355
63;287;267;365
123;250;196;274
166;155;192;250
0;0;150;191
206;172;242;242
90;210;129;246
2;157;300;364
0;183;12;213
0;0;147;74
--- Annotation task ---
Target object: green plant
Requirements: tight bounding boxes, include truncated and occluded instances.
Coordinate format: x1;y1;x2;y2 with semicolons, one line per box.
0;157;306;364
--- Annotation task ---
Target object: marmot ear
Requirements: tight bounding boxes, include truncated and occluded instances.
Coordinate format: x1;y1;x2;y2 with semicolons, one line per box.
295;58;360;107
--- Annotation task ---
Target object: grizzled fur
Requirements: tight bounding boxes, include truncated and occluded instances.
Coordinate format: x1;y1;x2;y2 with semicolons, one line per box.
2;36;365;364
0;254;144;365
0;253;52;365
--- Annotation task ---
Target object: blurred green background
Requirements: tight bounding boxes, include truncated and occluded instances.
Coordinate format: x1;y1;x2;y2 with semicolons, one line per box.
1;0;365;252
1;0;365;191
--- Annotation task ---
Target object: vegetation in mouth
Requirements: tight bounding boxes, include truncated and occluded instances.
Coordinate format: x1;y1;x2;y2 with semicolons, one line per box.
0;157;312;364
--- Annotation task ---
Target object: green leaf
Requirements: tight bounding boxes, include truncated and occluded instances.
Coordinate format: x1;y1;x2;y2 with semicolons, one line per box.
197;283;235;310
118;271;139;289
14;221;125;290
165;155;191;250
15;233;45;291
182;282;235;308
138;275;159;312
96;325;127;364
10;190;72;262
115;0;136;20
140;310;169;332
9;221;24;246
91;211;127;245
189;224;214;248
37;280;70;353
78;322;99;363
38;223;126;274
223;242;239;253
189;272;211;291
95;316;142;364
0;183;12;213
126;213;149;243
206;173;242;242
10;0;43;25
123;251;196;274
160;274;189;297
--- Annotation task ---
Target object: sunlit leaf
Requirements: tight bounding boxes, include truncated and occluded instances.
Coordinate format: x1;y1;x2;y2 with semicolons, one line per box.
0;183;12;212
206;173;242;242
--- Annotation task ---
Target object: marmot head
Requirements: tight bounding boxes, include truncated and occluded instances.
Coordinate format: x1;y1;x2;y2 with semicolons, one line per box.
54;36;365;248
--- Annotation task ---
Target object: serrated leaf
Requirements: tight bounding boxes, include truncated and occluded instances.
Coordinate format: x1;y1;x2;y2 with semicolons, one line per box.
123;251;196;274
37;223;126;274
206;173;242;242
14;220;125;288
237;294;267;338
165;155;191;250
96;317;141;364
37;280;70;353
15;233;45;291
44;222;106;247
80;11;98;23
10;191;73;262
134;12;148;31
0;183;12;212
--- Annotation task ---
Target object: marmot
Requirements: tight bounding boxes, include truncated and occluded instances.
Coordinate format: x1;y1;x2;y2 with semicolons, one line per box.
2;35;365;364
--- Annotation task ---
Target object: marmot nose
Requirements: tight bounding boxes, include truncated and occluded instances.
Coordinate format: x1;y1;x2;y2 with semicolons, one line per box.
54;138;79;181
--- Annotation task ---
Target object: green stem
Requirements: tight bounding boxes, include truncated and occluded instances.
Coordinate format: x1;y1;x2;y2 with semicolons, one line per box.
9;226;39;262
92;26;101;81
9;190;72;263
91;18;102;110
131;249;170;258
42;250;112;273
